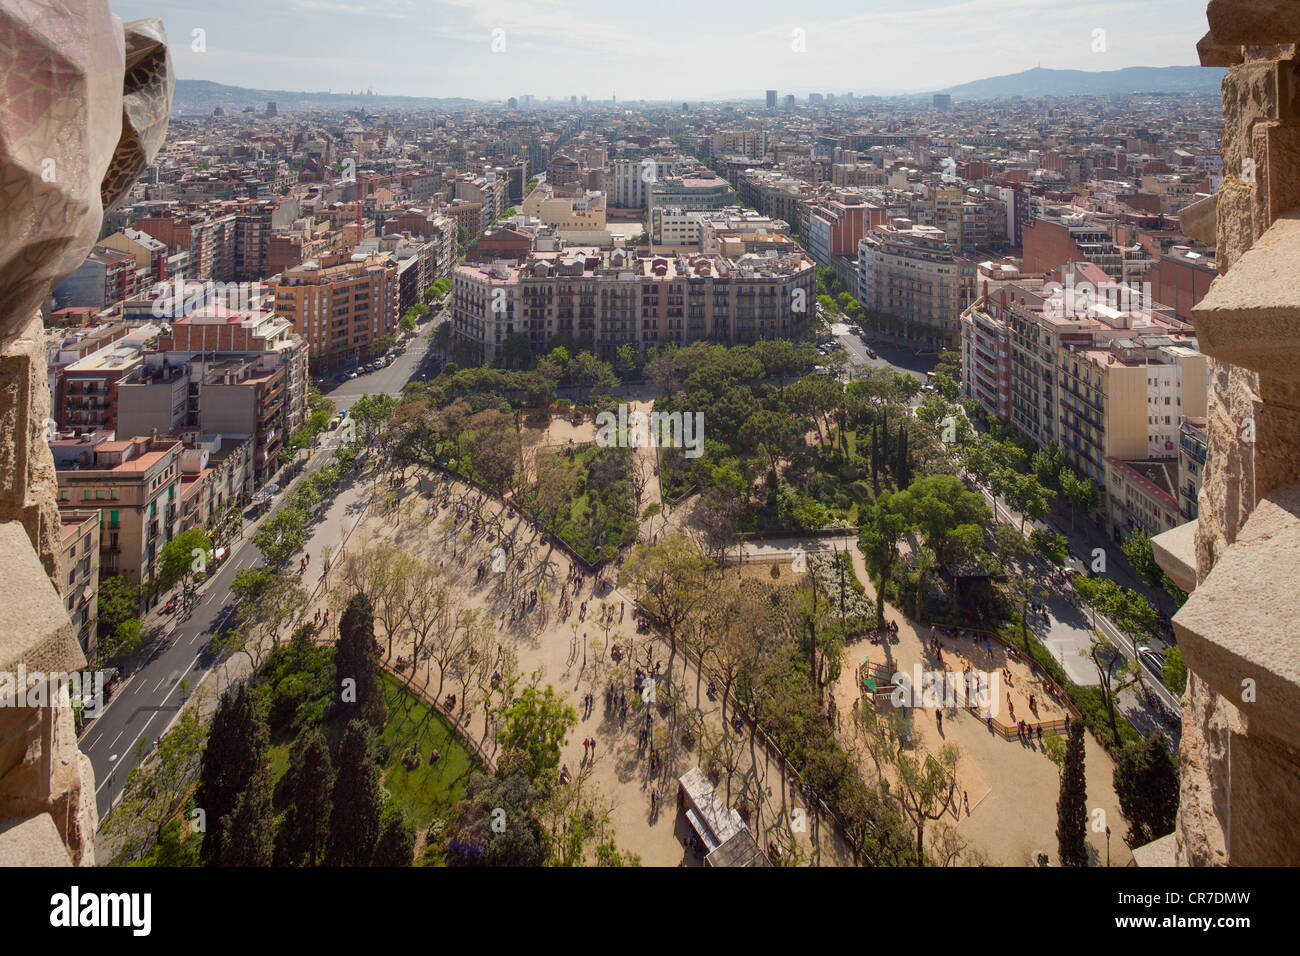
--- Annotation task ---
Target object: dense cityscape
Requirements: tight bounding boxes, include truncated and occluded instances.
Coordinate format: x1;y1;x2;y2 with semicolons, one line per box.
0;0;1294;916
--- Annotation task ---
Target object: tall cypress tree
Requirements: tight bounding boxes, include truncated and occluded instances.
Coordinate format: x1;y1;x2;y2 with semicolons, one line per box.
282;727;335;866
372;803;416;867
871;422;880;493
219;763;275;866
1114;731;1179;846
334;592;386;731
326;721;383;866
897;424;908;488
196;685;271;866
1057;720;1089;866
881;405;890;475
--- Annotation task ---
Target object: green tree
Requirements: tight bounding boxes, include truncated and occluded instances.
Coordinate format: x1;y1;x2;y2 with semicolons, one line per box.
1162;645;1188;695
102;709;206;861
253;506;307;567
350;392;397;451
1057;721;1088;866
1000;469;1053;534
618;534;716;651
857;495;908;629
96;575;141;644
897;473;988;619
334;593;387;731
444;772;546;867
372;803;416;866
100;616;147;664
157;527;212;593
498;685;577;780
326;721;383;866
195;685;272;866
218;765;275;866
1061;470;1100;531
219;569;308;670
893;744;959;866
1121;529;1164;589
1113;732;1179;847
281;727;335;867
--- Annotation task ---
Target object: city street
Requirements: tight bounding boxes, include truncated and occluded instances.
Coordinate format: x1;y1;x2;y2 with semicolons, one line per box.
81;318;444;821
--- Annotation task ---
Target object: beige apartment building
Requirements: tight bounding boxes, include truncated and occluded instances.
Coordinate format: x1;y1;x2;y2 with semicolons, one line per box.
56;511;100;658
53;434;184;587
961;266;1204;536
857;221;977;350
452;246;814;364
521;184;607;232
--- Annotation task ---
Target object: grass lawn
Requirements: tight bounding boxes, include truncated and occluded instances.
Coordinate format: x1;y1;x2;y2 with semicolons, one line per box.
377;673;480;830
268;673;481;833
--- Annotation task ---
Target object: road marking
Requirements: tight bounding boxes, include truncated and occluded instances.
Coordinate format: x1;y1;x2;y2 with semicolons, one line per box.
96;650;203;798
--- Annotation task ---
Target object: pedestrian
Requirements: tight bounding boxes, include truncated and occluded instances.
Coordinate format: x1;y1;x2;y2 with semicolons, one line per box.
589;736;595;755
936;711;942;730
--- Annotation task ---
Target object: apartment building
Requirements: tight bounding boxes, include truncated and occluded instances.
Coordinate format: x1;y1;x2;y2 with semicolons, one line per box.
269;252;399;371
53;434;184;586
1144;244;1216;324
56;511;100;658
1105;458;1181;541
521;184;608;232
961;270;1205;537
56;340;148;433
831;164;885;189
99;228;169;287
133;209;238;281
546;153;582;189
451;173;508;225
177;433;255;533
804;192;885;266
192;357;286;480
445;200;486;242
51;246;138;310
649;207;703;247
648;171;733;212
1177;416;1207;522
611;158;676;208
857;222;976;349
737;169;816;228
1022;210;1155;281
452;247;814;364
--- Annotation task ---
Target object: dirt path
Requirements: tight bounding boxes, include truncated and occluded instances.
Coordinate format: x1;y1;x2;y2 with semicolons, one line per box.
311;467;856;866
832;547;1133;866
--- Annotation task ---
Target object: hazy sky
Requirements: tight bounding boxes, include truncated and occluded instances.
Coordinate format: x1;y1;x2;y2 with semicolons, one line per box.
109;0;1209;101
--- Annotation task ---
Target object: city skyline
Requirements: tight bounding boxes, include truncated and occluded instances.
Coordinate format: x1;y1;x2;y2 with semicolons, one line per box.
110;0;1208;102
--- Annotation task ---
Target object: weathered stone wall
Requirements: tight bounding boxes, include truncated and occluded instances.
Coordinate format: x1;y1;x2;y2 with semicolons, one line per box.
0;5;172;866
1177;5;1300;866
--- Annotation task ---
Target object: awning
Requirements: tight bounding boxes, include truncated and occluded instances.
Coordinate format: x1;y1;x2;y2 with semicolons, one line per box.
685;808;720;853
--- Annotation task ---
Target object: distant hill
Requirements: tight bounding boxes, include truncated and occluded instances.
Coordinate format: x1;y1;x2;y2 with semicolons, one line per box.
172;79;478;114
936;65;1225;99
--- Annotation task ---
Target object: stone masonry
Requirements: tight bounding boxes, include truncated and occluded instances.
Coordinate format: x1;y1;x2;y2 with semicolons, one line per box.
1156;2;1300;866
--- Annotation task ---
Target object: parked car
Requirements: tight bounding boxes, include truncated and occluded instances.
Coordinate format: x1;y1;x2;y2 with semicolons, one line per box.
348;371;358;379
1138;645;1166;679
335;372;349;383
